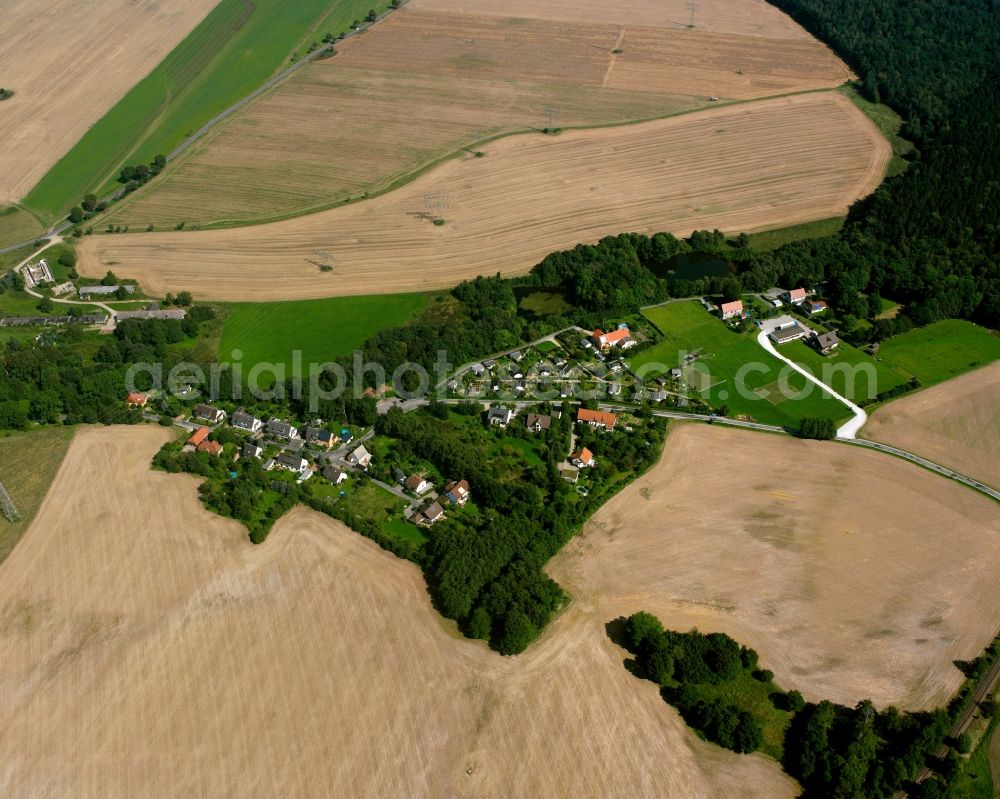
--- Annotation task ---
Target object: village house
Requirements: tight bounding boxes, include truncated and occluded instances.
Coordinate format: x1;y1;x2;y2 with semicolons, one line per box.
469;363;486;377
442;479;470;507
577;408;617;431
719;299;744;320
525;413;551;432
811;330;840;354
231;411;263;434
275;453;309;478
571;447;596;468
266;418;299;441
404;474;433;496
305;427;336;449
195;404;226;424
769;322;807;345
591;325;637;351
607;383;622;398
323;465;349;486
197;440;223;457
415;499;446;526
51;281;74;296
242;442;263;460
487;406;514;428
510;349;526;362
805;299;829;314
785;287;808;305
126;392;148;407
187;427;210;447
262;458;277;471
347;444;372;469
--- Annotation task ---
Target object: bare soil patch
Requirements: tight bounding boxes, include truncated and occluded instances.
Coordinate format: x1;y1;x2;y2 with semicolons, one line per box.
862;362;1000;490
0;0;218;204
105;0;848;227
549;424;1000;711
80;92;888;301
0;425;795;796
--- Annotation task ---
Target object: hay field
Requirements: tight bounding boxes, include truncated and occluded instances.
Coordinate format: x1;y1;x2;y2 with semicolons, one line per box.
549;424;1000;711
0;426;796;797
414;0;823;38
105;0;849;227
79;92;888;301
862;363;1000;490
0;0;218;205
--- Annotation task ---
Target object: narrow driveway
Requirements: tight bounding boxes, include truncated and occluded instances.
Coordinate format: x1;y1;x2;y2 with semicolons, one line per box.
756;329;867;438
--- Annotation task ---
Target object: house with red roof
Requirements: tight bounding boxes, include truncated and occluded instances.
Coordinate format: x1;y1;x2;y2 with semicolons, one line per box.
576;408;617;431
571;447;596;468
719;299;744;320
591;326;636;351
197;440;223;457
187;427;210;447
785;287;808;304
126;392;148;407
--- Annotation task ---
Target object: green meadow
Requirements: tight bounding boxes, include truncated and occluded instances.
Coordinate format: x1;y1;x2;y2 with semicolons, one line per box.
219;294;426;371
23;0;390;223
780;338;908;403
634;301;851;427
876;319;1000;386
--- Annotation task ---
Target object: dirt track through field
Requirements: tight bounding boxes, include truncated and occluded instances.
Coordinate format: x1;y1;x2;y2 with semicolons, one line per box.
862;363;1000;490
79;92;888;301
0;426;796;797
0;0;218;204
549;424;1000;711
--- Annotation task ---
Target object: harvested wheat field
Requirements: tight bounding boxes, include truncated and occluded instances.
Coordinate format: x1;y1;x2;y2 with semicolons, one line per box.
862;363;1000;490
81;92;888;301
549;424;1000;711
0;0;217;204
415;0;823;38
105;0;849;227
0;426;795;797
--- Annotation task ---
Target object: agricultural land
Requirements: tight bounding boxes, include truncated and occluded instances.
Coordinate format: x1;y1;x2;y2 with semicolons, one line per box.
218;294;426;372
874;320;1000;387
0;426;796;798
550;423;1000;711
104;0;852;228
78;92;888;301
862;362;1000;490
0;0;218;209
18;0;398;224
0;428;75;564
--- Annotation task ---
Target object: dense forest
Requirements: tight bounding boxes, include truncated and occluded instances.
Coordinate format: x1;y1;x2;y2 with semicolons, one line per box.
754;0;1000;329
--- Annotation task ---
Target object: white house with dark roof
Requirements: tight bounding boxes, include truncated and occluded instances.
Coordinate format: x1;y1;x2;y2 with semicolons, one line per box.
232;411;262;433
266;418;299;441
195;404;226;424
487;406;514;427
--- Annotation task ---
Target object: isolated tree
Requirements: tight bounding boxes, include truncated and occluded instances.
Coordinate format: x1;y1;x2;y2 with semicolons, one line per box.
176;290;193;306
37;296;54;313
81;193;97;212
68;206;84;224
366;9;378;22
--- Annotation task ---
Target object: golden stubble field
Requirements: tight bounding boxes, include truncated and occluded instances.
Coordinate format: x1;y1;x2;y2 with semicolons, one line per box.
862;362;1000;490
549;424;1000;711
0;0;218;204
105;0;850;227
80;92;888;301
0;426;796;797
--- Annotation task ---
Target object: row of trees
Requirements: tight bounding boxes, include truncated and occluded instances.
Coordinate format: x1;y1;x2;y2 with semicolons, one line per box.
67;153;167;224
